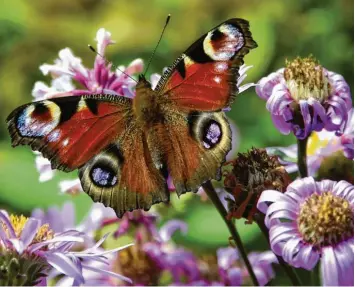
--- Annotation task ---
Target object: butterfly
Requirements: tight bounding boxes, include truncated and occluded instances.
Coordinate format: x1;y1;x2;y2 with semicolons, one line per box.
7;18;257;217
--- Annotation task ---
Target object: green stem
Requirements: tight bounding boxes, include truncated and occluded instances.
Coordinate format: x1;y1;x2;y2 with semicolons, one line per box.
202;181;259;286
255;215;302;286
297;137;309;178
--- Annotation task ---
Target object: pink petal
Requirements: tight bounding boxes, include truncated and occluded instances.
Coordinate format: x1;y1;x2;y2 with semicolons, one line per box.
257;190;296;214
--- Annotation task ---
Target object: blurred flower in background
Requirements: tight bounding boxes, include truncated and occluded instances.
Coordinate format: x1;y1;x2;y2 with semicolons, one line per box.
256;56;352;139
258;177;354;286
266;110;354;183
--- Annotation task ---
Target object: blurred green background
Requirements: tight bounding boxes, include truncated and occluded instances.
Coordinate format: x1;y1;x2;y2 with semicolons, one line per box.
0;0;353;284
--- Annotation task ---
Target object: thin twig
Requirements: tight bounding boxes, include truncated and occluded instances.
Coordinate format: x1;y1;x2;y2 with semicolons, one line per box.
202;181;259;286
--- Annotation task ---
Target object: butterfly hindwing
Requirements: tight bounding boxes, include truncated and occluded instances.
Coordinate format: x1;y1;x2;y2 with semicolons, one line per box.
6;94;132;172
79;124;169;217
155;18;257;111
155;103;232;195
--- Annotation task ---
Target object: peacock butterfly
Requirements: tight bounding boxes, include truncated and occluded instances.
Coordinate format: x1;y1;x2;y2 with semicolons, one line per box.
6;18;257;217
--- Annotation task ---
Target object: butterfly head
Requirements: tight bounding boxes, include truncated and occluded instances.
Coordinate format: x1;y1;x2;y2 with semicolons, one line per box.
137;74;152;90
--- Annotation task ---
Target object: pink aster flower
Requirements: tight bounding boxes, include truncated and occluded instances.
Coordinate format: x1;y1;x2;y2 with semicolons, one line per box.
257;177;354;286
256;56;352;139
0;209;132;286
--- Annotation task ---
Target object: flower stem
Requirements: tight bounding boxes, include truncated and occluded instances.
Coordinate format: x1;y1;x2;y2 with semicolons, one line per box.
255;215;302;286
297;137;309;178
202;181;259;286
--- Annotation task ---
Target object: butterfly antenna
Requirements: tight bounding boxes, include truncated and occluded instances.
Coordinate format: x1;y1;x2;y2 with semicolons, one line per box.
88;45;137;82
144;14;171;77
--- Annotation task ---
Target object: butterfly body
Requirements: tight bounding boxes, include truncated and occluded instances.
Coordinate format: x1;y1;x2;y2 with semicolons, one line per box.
7;18;257;217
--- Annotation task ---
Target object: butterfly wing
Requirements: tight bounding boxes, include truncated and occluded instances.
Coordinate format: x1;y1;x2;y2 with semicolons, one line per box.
7;95;132;172
7;94;170;217
156;105;232;195
155;18;257;111
79;124;169;217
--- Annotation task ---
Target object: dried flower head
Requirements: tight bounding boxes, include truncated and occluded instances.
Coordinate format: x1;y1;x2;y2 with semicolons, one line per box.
224;148;290;223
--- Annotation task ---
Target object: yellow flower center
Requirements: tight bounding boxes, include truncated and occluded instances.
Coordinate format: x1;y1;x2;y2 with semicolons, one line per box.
114;245;161;285
284;56;331;102
297;192;354;248
306;132;331;156
2;215;54;245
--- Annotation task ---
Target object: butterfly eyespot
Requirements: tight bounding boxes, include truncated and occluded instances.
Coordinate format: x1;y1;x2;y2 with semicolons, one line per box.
202;120;222;149
16;101;60;137
90;166;118;187
203;24;244;61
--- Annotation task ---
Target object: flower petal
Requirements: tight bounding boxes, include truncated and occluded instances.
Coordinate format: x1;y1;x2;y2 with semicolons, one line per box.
20;218;40;250
217;247;238;270
159;220;188;242
269;223;299;255
82;263;132;284
45;252;84;283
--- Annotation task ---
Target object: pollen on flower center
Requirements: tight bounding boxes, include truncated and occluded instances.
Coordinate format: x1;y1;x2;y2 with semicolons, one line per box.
284;56;331;102
114;245;161;285
297;192;354;247
3;215;54;244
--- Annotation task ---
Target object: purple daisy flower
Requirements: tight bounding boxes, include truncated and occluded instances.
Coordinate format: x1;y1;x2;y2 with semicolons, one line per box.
256;57;352;139
0;209;132;286
257;177;354;286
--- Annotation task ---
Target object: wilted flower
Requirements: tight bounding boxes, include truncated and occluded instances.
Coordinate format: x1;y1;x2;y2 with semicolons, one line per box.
256;56;352;139
257;177;354;286
224;148;290;223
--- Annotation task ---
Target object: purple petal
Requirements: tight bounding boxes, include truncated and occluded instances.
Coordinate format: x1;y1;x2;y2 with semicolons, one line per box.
281;237;303;267
20;218;40;250
271;114;292;135
256;69;284;100
257;190;297;215
332;180;354;204
227;267;242;286
29;234;84;252
264;202;298;228
298;100;312;139
0;210;16;238
45;252;84;283
269;223;299;255
82;263;132;284
159;220;188;242
298;244;319;270
287;177;317;200
217;247;239;269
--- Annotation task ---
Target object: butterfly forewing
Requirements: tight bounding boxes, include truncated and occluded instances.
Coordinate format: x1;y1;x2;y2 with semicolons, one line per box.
155;18;257;111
